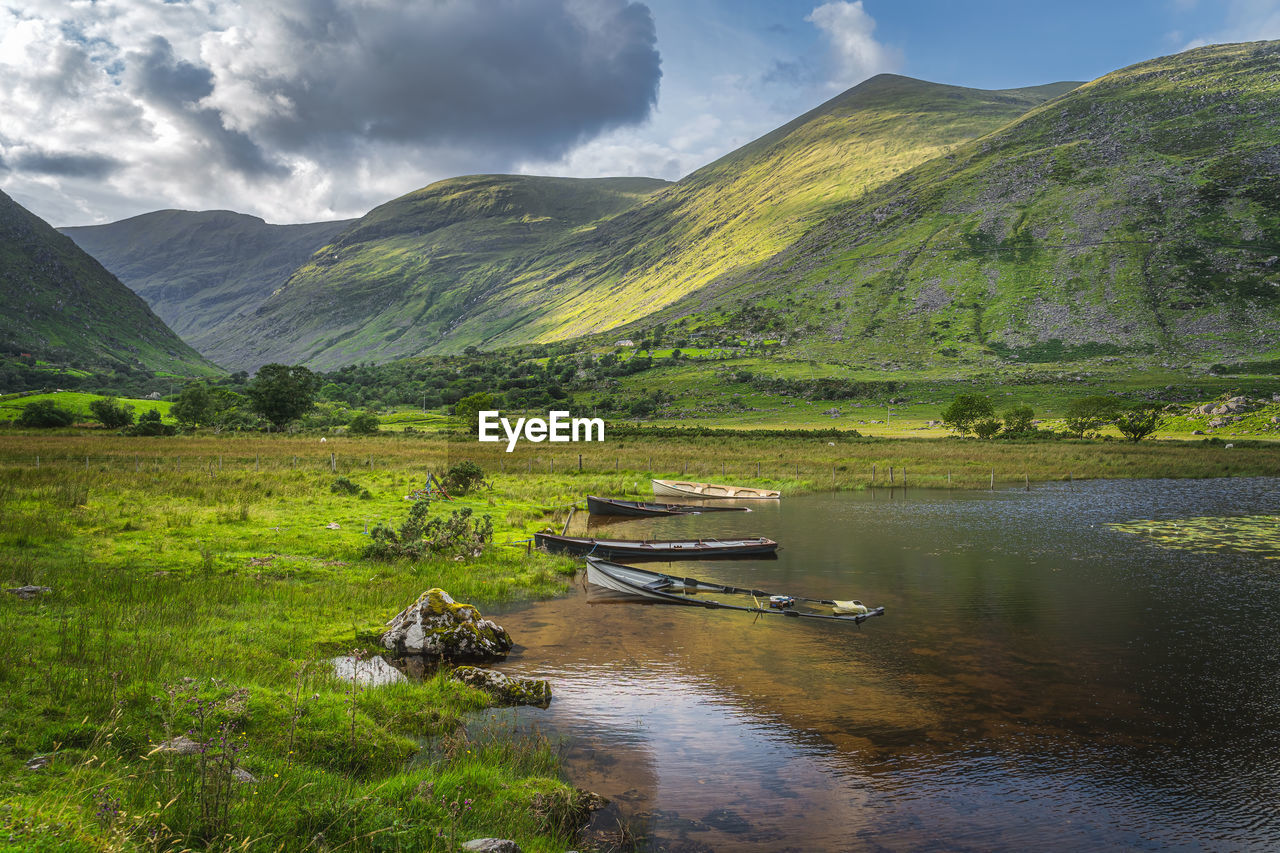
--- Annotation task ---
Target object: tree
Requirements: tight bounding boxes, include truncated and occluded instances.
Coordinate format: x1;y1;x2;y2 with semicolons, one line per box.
1001;405;1036;436
347;410;381;435
453;392;496;435
171;383;212;428
88;396;135;429
972;418;1003;439
16;400;76;428
1115;407;1163;442
246;364;318;429
1064;395;1119;438
941;394;995;435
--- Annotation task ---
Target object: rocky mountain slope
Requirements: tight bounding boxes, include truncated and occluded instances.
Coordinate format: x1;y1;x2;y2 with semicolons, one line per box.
61;210;352;355
643;40;1280;365
0;189;218;376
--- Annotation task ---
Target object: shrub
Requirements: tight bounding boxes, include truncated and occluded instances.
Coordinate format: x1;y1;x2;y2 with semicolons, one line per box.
972;418;1003;439
126;409;177;436
454;392;496;435
442;460;485;495
347;411;381;434
88;396;135;429
364;502;493;560
15;400;76;428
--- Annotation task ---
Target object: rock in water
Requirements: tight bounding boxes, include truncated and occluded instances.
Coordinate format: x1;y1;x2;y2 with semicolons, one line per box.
450;665;551;707
381;589;513;661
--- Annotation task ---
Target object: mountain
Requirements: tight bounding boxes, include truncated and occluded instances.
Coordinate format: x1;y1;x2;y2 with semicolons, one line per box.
0;189;218;376
200;175;671;369
642;40;1280;364
207;77;1076;370
61;210;352;355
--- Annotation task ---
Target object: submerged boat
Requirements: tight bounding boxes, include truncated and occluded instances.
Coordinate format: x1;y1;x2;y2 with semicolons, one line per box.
536;532;778;559
586;495;752;517
585;557;885;624
652;479;781;500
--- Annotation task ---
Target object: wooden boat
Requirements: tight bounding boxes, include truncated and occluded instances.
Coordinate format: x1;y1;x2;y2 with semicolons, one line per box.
586;495;751;517
585;557;885;624
652;479;780;500
536;532;778;559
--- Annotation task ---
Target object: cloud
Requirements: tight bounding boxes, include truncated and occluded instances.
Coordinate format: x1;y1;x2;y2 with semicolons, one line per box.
1183;0;1280;47
0;0;661;223
805;1;901;89
11;149;122;179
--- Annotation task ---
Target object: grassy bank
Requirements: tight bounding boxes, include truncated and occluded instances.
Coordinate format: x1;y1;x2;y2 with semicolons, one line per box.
3;428;1278;851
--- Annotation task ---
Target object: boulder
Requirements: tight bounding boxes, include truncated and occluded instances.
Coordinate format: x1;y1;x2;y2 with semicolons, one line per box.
461;840;522;853
451;666;551;707
6;585;52;599
331;654;406;686
382;589;513;661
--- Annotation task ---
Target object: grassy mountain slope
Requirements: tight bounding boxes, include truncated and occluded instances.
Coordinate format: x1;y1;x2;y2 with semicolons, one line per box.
211;77;1075;369
203;176;671;370
0;189;218;376
647;41;1280;365
60;210;352;355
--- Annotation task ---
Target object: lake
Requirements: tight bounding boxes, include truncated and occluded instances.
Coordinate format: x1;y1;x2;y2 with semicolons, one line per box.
484;478;1280;851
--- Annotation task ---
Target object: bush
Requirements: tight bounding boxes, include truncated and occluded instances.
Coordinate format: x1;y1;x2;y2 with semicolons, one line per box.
347;411;381;434
88;396;135;429
972;418;1003;439
126;409;177;436
15;400;76;428
364;502;493;560
442;460;486;495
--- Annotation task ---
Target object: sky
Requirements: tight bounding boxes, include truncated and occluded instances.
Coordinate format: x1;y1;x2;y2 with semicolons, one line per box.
1;0;1278;227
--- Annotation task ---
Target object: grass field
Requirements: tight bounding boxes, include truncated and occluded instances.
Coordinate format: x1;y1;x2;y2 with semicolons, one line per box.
3;398;1279;850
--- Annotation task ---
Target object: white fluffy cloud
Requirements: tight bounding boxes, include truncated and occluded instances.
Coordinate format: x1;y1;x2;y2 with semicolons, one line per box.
0;0;661;224
806;1;901;90
1184;0;1280;47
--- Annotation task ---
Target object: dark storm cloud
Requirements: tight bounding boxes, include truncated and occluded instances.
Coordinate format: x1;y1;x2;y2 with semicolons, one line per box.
12;150;122;179
238;0;662;163
128;36;288;178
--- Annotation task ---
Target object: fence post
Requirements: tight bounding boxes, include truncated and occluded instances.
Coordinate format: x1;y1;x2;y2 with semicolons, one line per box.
872;464;876;485
990;468;995;490
331;452;336;473
579;453;583;472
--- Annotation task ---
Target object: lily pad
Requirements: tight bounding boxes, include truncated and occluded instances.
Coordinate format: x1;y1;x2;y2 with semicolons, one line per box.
1110;515;1280;557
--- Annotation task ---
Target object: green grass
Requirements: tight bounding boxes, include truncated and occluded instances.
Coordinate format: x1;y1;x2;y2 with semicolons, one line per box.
3;425;1279;850
0;392;170;424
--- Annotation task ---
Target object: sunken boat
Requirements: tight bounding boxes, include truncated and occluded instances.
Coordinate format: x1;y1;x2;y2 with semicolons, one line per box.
535;532;778;560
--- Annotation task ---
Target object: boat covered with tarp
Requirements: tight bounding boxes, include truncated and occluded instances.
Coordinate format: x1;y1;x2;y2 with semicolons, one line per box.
585;557;885;624
536;532;778;559
586;495;752;517
652;479;780;500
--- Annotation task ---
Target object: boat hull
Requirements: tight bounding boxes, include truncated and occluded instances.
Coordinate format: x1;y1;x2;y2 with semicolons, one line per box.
584;557;885;624
652;479;781;500
586;495;700;517
536;532;778;559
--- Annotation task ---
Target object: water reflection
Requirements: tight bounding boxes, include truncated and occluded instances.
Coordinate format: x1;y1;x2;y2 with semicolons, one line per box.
489;478;1280;850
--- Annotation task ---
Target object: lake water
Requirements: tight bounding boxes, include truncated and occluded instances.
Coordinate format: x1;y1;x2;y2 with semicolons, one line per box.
484;478;1280;851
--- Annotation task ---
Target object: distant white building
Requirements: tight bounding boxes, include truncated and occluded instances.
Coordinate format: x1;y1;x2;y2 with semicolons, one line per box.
614;339;635;347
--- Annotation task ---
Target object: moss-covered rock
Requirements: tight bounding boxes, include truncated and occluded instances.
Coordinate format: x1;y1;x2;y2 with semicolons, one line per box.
381;588;513;661
450;666;551;708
